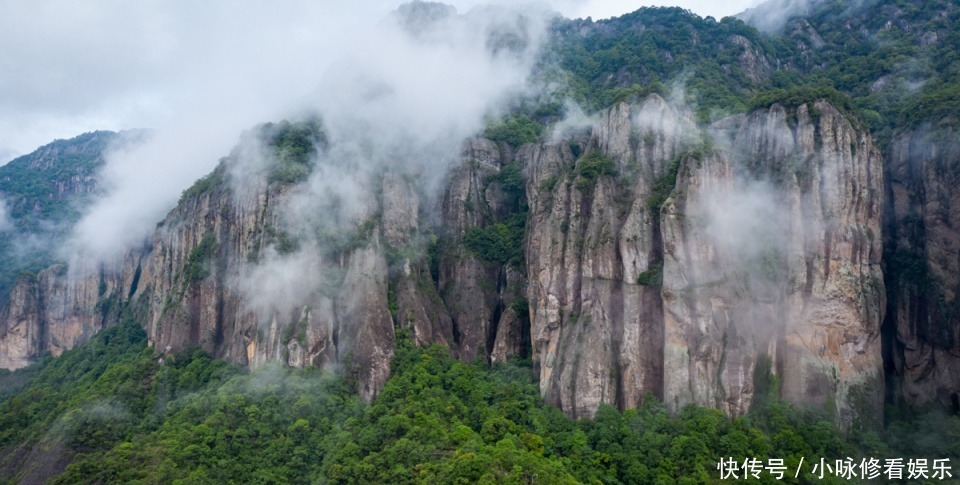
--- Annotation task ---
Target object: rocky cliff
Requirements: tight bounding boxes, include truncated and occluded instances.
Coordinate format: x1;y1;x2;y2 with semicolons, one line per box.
521;96;884;426
0;96;920;428
886;125;960;412
662;102;885;428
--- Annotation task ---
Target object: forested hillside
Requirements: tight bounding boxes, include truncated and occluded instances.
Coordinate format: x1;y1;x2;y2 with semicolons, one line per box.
1;0;960;482
3;322;958;483
0;132;120;299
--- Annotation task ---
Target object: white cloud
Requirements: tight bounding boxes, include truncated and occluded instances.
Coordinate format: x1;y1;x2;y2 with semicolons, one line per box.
51;1;395;262
0;0;763;156
0;0;766;265
0;199;12;233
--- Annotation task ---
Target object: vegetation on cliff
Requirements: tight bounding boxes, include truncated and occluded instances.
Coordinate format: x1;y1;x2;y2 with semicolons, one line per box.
9;322;956;484
1;1;960;482
0;132;120;298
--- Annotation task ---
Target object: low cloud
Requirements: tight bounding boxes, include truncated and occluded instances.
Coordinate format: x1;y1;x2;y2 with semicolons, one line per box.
239;246;325;319
218;4;549;316
696;178;790;272
0;199;12;233
550;100;594;142
60;2;548;270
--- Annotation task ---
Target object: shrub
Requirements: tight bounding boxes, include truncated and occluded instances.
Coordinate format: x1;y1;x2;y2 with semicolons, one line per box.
463;213;526;267
184;233;217;283
483;115;545;147
636;262;663;286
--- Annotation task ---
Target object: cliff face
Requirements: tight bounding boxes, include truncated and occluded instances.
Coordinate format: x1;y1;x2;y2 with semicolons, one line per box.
522;97;884;424
661;102;885;426
886;126;960;411
0;130;134;369
0;258;136;369
0;96;894;425
524;96;691;418
0;127;530;403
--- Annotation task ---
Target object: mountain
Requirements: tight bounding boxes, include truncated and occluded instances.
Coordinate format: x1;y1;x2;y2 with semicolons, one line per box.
1;0;960;481
0;131;120;299
0;131;151;369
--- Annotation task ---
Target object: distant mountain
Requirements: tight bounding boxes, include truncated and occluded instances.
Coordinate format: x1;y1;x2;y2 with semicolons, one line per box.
1;2;960;482
0;131;122;299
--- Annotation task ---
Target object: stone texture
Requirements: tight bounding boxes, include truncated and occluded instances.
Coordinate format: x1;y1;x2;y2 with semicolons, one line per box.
663;101;885;426
0;96;895;428
526;95;689;418
886;126;960;410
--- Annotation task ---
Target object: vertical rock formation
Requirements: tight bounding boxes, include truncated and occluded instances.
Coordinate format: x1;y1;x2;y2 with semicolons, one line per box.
661;101;884;426
0;124;530;404
438;139;527;363
0;99;891;427
0;258;138;369
526;94;690;417
523;96;884;425
438;140;504;362
886;126;960;411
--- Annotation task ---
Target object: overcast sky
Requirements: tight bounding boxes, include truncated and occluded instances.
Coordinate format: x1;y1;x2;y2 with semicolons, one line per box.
0;0;761;158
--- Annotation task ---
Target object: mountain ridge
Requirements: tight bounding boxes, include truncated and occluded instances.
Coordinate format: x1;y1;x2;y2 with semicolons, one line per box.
0;0;958;432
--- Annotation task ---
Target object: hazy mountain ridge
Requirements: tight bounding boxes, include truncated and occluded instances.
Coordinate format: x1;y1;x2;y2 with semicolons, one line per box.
0;132;119;300
0;0;958;468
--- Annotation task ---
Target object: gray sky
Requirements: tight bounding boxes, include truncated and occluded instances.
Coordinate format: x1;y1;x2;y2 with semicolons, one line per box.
0;0;760;158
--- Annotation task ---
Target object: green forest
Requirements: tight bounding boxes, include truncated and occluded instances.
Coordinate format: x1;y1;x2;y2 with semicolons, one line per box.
1;320;957;484
2;0;960;483
0;131;118;298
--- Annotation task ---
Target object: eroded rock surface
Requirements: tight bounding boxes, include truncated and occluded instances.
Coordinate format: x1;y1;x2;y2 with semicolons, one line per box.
887;126;960;411
662;102;885;427
0;97;891;426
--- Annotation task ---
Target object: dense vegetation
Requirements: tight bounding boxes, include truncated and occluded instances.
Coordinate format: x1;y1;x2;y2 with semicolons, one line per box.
463;161;528;269
3;1;960;483
4;321;956;484
789;0;960;138
542;0;959;137
483;115;545;147
261;118;327;185
546;7;793;120
463;213;526;268
0;131;123;299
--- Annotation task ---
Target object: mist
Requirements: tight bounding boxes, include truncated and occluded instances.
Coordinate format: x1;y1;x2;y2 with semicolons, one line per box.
2;0;763;270
228;3;549;323
0;200;11;233
694;177;791;281
48;1;551;272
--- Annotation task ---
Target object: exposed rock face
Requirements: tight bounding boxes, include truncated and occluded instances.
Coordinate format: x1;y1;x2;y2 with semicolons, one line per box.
0;276;42;369
0;128;527;404
886;126;960;411
660;149;758;417
0;97;891;426
525;95;689;418
522;97;884;423
438;139;525;363
0;258;138;369
662;102;885;426
134;156;434;401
